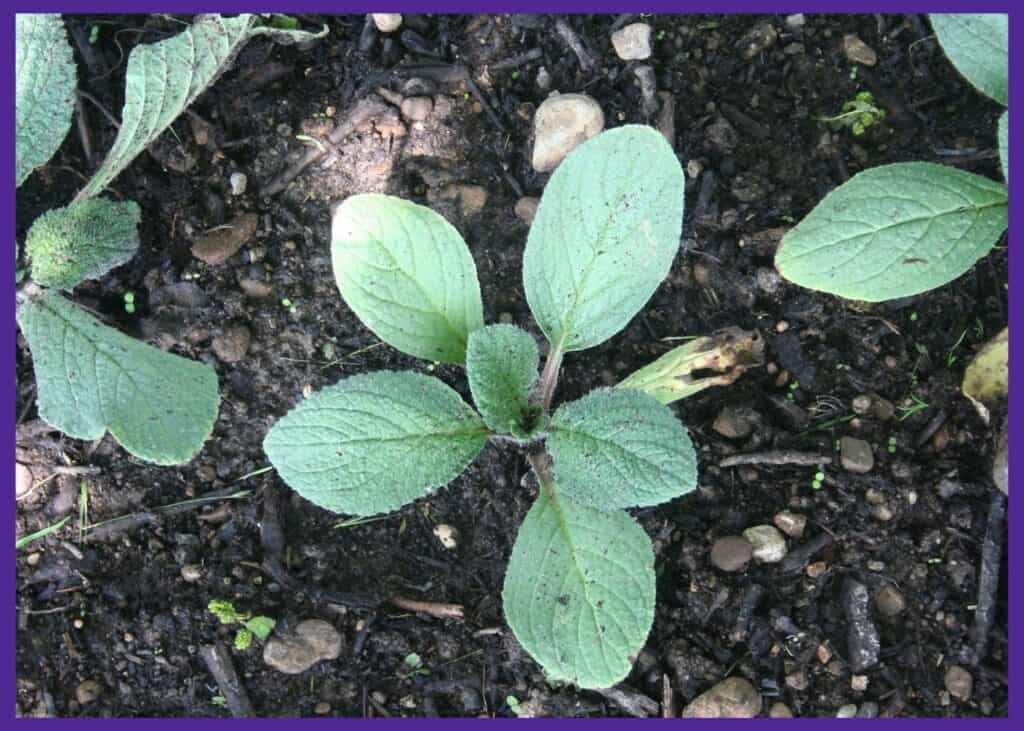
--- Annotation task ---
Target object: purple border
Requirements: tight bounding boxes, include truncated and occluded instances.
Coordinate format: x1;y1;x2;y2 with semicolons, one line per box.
5;1;1017;723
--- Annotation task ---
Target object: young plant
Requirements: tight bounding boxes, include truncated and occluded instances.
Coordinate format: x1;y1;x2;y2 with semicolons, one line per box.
776;14;1008;302
264;126;710;689
207;599;276;651
15;14;323;465
817;91;886;136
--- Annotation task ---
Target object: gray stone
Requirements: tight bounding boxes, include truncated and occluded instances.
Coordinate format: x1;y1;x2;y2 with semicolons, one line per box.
705;117;738;153
371;14;402;33
712;405;759;440
738;22;778;60
515;197;539;224
873;584;906;617
840;436;874;474
843;34;878;66
400;96;434;122
611;23;653;60
531;94;604;172
945;665;973;702
263;619;343;674
229;172;247;196
682;677;761;718
192;213;259;266
76;680;102;705
212;326;251;364
710;535;753;572
16;462;34;499
773;511;806;538
743;525;788;563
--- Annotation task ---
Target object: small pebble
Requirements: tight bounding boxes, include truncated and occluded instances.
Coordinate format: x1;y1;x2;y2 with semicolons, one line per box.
16;462;34;499
400;96;433;122
843;33;878;66
817;644;833;664
840;436;874;474
229;172;247;196
773;511;806;538
681;677;761;718
743;525;788;563
531;93;605;172
263;619;343;674
710;535;753;572
806;561;828;578
372;14;402;33
433;524;459;550
76;680;102;705
212;326;252;364
739;22;778;60
712;405;759;440
611;23;653;60
514;197;539;224
851;675;869;692
181;564;203;583
945;665;973;702
314;702;332;715
785;671;808;691
836;704;858;718
785;14;806;29
769;702;793;718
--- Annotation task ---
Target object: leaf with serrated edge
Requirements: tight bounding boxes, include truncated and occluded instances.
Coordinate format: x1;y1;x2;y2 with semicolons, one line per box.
776;163;1007;301
466;324;541;437
26;198;141;290
523;125;685;353
548;388;697;509
503;488;655;689
263;371;488;516
331;194;484;364
78;15;325;200
999;112;1008;183
17;291;219;465
16;14;77;187
930;14;1008;106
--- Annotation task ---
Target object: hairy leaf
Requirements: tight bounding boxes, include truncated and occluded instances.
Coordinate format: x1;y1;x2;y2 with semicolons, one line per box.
523;125;685;353
466;324;542;437
244;616;276;642
26;198;141;290
16;13;77;187
548;388;697;509
331;194;484;364
930;14;1008;106
263;371;488;516
999;111;1008;183
503;488;655;689
78;14;326;200
17;291;219;465
775;163;1008;301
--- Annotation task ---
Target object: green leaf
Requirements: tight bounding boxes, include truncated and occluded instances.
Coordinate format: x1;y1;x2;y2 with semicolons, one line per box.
548;388;697;509
999;111;1008;183
466;324;543;438
234;628;254;651
244;616;276;641
263;371;488;516
523;125;685;354
331;194;484;364
16;291;219;465
775;162;1008;301
78;14;326;200
930;14;1008;106
16;14;77;187
503;488;655;689
25;198;141;290
208;600;240;624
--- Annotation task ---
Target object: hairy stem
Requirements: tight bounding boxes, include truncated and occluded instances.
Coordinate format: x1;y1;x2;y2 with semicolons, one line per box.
536;346;564;411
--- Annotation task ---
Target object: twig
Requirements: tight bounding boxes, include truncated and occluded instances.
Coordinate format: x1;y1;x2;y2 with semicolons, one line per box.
200;643;255;717
389;595;464;619
554;17;596;73
489;48;543;72
595;684;659;718
972;491;1006;664
719;451;830;468
76;88;121;130
75;94;93;165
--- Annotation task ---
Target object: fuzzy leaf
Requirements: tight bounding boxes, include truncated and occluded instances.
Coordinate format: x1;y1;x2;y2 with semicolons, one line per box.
17;291;219;465
503;488;655;689
263;371;488;516
523;125;685;353
78;14;326;200
331;194;484;364
999;111;1008;183
26;198;141;290
930;14;1008;106
775;162;1008;301
548;388;697;510
16;14;77;187
244;616;276;641
466;324;542;437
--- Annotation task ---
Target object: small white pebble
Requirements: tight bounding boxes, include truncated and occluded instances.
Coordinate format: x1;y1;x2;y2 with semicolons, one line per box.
433;523;459;550
229;172;247;196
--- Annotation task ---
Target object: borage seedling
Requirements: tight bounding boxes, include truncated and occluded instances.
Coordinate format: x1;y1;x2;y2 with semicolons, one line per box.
264;126;726;689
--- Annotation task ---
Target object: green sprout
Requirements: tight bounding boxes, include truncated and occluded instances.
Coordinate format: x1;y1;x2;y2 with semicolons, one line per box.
818;91;885;136
507;696;524;717
208;600;276;650
787;381;800;401
910;311;919;322
811;470;825;490
887;436;897;454
124;290;136;314
897;394;930;421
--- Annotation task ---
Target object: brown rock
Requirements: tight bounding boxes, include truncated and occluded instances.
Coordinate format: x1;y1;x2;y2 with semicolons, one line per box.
263;619;343;674
843;34;878;66
75;680;102;705
682;677;761;718
945;665;973;702
710;535;753;572
773;511;807;538
515;197;539;224
212;326;252;364
192;213;259;266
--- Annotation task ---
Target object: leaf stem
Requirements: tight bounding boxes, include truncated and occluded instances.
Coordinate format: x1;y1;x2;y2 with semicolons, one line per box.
536;346;564;411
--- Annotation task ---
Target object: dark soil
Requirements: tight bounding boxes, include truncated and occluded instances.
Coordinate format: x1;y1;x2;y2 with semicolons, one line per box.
15;14;1008;718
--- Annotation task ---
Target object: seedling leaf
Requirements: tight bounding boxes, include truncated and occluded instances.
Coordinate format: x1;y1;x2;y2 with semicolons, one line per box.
17;291;219;465
548;388;697;509
244;616;276;641
16;14;77;187
930;14;1008;106
775;162;1007;301
331;195;485;364
466;324;542;437
263;371;488;516
78;14;326;200
503;488;655;689
999;111;1008;183
25;198;141;290
523;125;685;353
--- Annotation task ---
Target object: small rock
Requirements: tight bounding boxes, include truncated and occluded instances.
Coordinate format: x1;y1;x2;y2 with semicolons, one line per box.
842;578;880;672
871;504;894;522
856;702;880;718
430;184;488;217
785;671;808;691
705;116;738;153
192;213;259;266
229;172;247;196
743;525;788;563
682;677;761;718
993;419;1008;495
212;326;252;364
773;511;806;538
851;394;873;415
710;535;753;572
400;96;434;122
536;66;551;91
840;436;874;474
433;523;459;550
836;704;858;718
785;14;806;29
851;675;869;692
756;267;782;294
945;665;973;702
180;564;203;583
16;462;34;499
240;279;273;299
843;34;878;66
769;702;793;718
372;14;402;33
514;197;539;224
738;22;778;60
817;644;833;664
712;405;759;440
263;619;343;674
314;702;332;715
76;680;102;705
531;94;605;172
611;23;653;61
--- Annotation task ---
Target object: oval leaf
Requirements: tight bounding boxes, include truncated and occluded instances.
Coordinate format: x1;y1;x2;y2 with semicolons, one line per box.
930;14;1008;106
999;111;1008;183
503;489;655;689
26;198;141;290
523;125;685;353
548;388;697;510
263;371;488;516
331;194;484;364
17;291;219;465
776;163;1008;301
16;14;77;187
466;324;543;437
